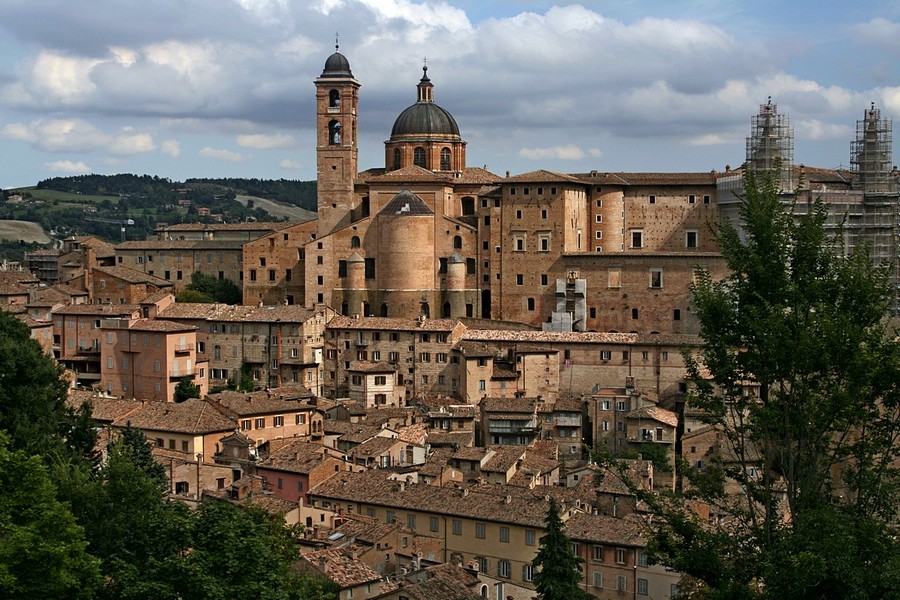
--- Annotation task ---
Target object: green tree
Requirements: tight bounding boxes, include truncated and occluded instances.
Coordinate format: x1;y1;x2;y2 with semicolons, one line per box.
179;271;242;305
0;434;101;599
532;499;588;600
0;311;69;457
174;377;201;403
646;168;900;598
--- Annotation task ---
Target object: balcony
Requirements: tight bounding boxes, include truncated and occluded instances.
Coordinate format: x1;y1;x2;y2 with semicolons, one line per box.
173;344;191;354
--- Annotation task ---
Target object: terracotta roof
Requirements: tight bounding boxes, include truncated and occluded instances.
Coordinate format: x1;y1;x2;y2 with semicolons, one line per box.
330;516;400;546
455;167;500;184
348;360;397;373
328;315;458;332
94;266;173;287
157;222;291;232
126;318;195;333
310;471;572;528
67;391;143;423
159;302;256;321
0;283;29;296
0;271;41;285
116;240;245;250
113;398;235;434
367;165;448;183
481;445;527;473
393;563;483;600
424;431;473;447
349;436;404;459
462;329;700;346
379;189;435;216
504;169;585;184
564;512;646;546
242;304;316;322
208;385;316;416
572;171;717;186
53;304;141;316
625;405;678;427
256;440;336;474
302;547;384;588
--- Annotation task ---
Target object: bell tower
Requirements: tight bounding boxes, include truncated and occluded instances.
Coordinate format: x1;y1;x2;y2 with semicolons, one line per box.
315;41;360;236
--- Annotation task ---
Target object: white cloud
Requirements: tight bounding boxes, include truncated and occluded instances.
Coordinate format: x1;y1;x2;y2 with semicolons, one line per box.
278;159;303;169
237;133;294;149
518;144;587;160
200;146;247;162
110;132;156;155
160;139;181;157
44;160;90;174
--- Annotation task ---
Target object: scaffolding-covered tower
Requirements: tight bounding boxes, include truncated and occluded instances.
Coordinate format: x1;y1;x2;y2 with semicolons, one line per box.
851;103;893;193
850;103;900;314
746;97;794;190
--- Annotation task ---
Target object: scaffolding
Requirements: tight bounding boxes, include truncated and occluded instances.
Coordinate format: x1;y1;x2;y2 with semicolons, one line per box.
851;103;893;193
746;97;794;190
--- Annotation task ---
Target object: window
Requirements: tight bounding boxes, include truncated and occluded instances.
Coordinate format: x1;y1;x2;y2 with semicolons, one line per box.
476;522;485;539
255;418;265;429
413;147;426;168
523;564;534;582
686;229;698;248
595;230;602;239
638;550;649;567
527;297;535;311
429;516;439;532
241;419;251;430
674;308;681;321
386;511;396;524
296;413;306;425
452;519;462;535
407;514;416;528
703;195;710;204
650;268;663;288
516;274;523;285
526;530;536;545
440;147;451;170
649;194;656;204
593;572;603;588
617;575;627;592
608;268;621;288
601;350;611;361
500;527;509;542
689;194;696;204
498;560;510;579
274;416;284;427
631;230;643;248
616;548;626;564
593;545;603;561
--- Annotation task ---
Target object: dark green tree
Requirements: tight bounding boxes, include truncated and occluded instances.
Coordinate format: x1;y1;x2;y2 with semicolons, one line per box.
0;434;101;599
532;499;588;600
178;271;242;305
174;377;201;403
646;168;900;598
0;311;69;457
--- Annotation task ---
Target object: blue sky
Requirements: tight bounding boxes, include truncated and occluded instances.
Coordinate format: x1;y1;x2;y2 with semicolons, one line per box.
1;0;899;189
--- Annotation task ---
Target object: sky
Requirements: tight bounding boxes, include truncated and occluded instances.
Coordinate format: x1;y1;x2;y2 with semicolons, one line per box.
2;0;900;190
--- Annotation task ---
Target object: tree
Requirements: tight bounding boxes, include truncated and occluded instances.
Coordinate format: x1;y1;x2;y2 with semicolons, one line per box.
0;434;101;599
646;168;900;598
0;311;69;457
178;271;242;305
174;377;201;403
532;499;588;600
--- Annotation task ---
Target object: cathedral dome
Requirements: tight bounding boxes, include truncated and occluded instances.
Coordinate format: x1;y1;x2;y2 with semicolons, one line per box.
321;49;353;78
390;66;460;139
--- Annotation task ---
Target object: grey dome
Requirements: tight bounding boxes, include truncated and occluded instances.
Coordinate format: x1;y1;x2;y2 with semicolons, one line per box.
321;51;353;78
391;103;460;138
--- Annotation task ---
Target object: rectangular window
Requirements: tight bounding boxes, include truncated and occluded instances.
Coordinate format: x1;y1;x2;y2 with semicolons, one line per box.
649;195;656;204
296;413;306;425
600;350;611;361
631;230;643;248
241;419;251;430
516;274;524;285
523;564;534;582
476;522;485;539
616;548;626;564
608;268;621;288
593;572;603;588
526;530;536;545
274;416;284;427
593;545;603;561
689;194;696;204
407;514;416;528
255;418;265;429
650;268;663;288
498;560;510;579
386;511;396;524
686;230;698;248
617;576;627;592
452;520;462;535
429;516;439;532
499;527;509;542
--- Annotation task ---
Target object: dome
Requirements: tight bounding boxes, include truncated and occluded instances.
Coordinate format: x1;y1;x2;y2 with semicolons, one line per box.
321;50;353;78
391;103;460;138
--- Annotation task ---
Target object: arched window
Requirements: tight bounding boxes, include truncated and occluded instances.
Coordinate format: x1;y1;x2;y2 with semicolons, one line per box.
440;147;451;170
453;235;462;249
328;89;340;108
413;147;426;168
214;345;221;360
420;302;430;318
380;303;388;317
393;148;401;170
351;236;360;248
328;120;341;145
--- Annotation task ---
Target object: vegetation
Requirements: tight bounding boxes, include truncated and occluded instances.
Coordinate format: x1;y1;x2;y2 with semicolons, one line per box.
643;168;900;598
532;499;589;600
0;311;336;599
176;271;242;305
173;378;201;403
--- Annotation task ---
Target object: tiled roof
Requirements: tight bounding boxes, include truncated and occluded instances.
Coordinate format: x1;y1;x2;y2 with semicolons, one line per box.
564;512;646;546
481;445;527;473
453;341;497;358
367;165;448;183
67;391;143;423
157;222;291;232
330;516;400;546
393;563;483;600
379;189;435;216
112;398;235;434
455;167;500;184
208;385;315;416
626;405;678;427
504;169;585;184
116;240;245;250
572;171;717;186
242;305;316;322
0;271;41;285
256;440;335;474
309;470;563;528
481;397;543;414
53;304;141;316
349;435;402;459
94;265;173;287
462;329;700;346
328;315;459;332
302;547;384;588
424;431;473;447
159;302;256;321
126;318;195;333
0;283;29;296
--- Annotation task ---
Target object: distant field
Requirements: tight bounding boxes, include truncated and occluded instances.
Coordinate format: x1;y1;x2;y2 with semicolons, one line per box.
13;186;118;205
0;220;51;243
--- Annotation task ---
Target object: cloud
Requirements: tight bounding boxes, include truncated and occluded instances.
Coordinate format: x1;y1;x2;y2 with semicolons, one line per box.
160;139;181;157
1;118;157;156
237;133;295;149
44;160;90;174
518;144;589;160
199;146;247;162
278;159;303;169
